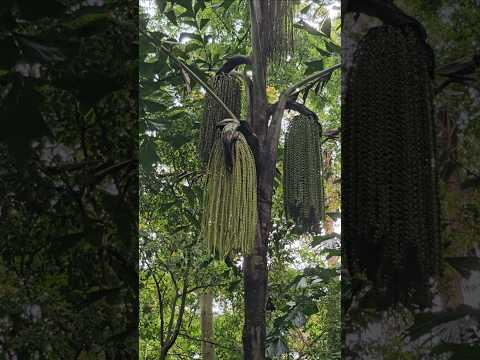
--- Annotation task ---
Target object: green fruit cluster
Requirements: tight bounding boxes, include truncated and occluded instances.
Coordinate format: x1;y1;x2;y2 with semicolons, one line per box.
200;134;257;257
342;25;441;300
283;114;325;231
260;0;295;63
198;73;241;166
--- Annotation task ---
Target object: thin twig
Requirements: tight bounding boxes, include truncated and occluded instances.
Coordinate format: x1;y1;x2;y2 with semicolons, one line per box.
178;331;242;352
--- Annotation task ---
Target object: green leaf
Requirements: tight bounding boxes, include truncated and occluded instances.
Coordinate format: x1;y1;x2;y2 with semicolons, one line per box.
221;0;236;11
228;279;241;292
179;32;203;43
155;0;166;13
295;20;323;37
17;36;65;62
184;209;200;227
301;301;318;316
295;276;308;289
325;40;341;54
288;309;306;327
301;4;312;14
315;45;332;57
303;266;337;282
165;10;178;25
200;18;209;30
321;16;331;38
267;337;288;357
142;58;169;78
193;0;204;15
140;138;159;172
142;99;167;113
270;318;286;335
184;42;203;53
60;8;111;35
164;133;191;149
305;59;324;75
311;233;340;247
175;0;193;11
184;19;198;28
160;200;178;212
178;9;196;18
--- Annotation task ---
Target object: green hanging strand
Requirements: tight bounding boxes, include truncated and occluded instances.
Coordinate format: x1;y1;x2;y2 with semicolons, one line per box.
200;128;257;257
342;25;441;303
283;113;325;232
260;0;296;64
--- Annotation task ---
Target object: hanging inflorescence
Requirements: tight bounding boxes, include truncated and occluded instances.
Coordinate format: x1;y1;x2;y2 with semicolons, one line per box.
198;73;242;166
342;25;441;304
199;124;257;258
283;114;325;232
260;0;296;64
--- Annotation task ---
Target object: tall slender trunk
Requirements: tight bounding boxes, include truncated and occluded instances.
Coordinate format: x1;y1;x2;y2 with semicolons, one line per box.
437;107;465;309
200;290;216;360
243;1;270;359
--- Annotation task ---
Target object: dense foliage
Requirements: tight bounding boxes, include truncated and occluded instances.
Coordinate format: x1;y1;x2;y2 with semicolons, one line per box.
283;113;325;231
0;0;138;358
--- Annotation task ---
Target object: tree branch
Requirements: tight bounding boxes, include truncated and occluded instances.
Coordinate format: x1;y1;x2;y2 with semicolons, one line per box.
342;0;427;40
166;289;179;341
150;271;166;347
435;52;480;94
248;0;268;139
267;99;318;119
324;128;341;139
267;64;340;157
186;282;232;295
162;274;189;358
178;331;241;352
217;55;252;74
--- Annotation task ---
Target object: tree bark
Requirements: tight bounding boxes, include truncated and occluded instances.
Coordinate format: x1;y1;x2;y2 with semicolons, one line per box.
437;107;465;309
243;1;269;359
200;290;216;360
242;3;339;358
159;275;188;360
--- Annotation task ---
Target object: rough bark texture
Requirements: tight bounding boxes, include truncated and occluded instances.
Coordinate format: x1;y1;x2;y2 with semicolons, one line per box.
243;1;269;359
242;2;338;358
200;290;216;360
437;108;465;309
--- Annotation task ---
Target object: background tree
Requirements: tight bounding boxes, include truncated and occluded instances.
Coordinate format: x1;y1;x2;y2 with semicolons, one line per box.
0;1;138;358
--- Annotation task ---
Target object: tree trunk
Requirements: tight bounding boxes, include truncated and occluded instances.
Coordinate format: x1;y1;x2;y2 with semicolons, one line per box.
200;290;216;360
243;1;269;359
437;107;465;309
